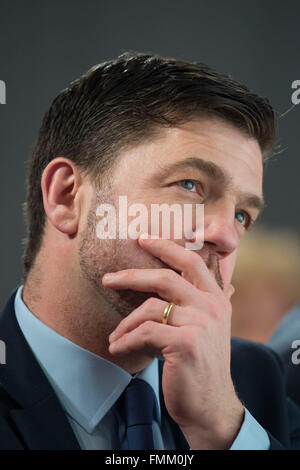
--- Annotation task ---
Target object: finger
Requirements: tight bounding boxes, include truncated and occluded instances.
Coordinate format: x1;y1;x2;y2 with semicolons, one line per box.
109;297;197;343
138;236;219;293
224;283;235;300
109;320;177;357
102;268;196;306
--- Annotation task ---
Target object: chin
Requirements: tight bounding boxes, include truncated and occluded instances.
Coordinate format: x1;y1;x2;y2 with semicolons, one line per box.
109;247;169;316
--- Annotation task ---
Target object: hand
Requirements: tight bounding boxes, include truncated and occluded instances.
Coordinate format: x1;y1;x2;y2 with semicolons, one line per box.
102;236;244;449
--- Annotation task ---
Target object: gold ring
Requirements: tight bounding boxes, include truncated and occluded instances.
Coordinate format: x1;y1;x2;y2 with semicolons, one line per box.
162;302;175;325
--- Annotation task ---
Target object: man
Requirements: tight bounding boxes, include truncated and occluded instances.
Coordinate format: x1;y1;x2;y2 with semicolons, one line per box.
0;51;299;450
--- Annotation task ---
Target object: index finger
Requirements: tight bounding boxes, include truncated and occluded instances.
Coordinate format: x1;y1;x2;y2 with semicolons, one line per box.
138;236;221;293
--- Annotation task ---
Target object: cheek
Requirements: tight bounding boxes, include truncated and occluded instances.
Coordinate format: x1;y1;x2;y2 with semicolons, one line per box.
219;250;238;288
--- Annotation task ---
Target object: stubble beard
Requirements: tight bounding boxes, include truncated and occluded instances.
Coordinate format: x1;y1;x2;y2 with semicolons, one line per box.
79;192;224;323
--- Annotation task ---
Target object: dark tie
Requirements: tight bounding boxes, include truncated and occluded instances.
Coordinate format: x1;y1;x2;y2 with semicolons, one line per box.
116;378;156;450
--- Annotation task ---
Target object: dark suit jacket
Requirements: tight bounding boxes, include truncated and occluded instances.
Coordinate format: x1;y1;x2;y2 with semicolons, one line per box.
0;290;300;450
268;306;300;408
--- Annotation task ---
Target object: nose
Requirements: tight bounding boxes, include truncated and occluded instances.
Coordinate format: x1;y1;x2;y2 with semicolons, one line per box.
203;202;240;258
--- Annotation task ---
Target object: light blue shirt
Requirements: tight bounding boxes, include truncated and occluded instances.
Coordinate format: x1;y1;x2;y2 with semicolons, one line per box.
14;285;270;450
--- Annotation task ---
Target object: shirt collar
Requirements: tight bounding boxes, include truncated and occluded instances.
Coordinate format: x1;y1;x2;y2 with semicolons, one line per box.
14;285;160;433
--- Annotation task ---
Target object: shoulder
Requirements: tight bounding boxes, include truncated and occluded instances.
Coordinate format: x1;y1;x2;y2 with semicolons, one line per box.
268;305;300;355
231;337;285;372
230;337;289;413
231;337;285;383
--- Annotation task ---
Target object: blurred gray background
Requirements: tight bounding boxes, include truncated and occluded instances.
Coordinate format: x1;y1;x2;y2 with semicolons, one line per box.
0;0;299;308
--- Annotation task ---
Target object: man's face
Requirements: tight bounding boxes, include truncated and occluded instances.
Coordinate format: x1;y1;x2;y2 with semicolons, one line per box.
79;117;263;318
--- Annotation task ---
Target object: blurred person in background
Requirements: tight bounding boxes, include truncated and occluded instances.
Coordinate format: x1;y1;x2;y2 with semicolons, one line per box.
268;303;300;407
231;226;300;344
268;229;300;407
231;227;300;407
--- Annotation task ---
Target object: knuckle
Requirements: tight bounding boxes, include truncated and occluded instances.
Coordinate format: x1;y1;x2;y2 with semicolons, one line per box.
206;295;228;320
161;269;177;282
204;297;218;319
126;269;136;281
140;320;153;338
181;329;199;354
209;301;219;319
144;296;160;310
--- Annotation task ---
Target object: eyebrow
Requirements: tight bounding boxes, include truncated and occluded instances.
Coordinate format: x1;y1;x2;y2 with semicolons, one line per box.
153;156;265;216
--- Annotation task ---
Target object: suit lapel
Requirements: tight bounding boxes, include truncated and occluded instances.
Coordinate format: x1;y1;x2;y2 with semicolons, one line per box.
0;291;80;449
10;395;80;450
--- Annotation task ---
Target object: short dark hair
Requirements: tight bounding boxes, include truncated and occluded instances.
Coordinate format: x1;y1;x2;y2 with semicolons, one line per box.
23;50;276;277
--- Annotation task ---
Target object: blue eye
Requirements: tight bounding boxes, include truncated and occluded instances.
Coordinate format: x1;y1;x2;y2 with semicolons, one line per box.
179;180;196;192
235;211;248;226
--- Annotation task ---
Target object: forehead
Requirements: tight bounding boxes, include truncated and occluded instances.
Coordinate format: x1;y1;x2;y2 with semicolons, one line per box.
112;117;263;196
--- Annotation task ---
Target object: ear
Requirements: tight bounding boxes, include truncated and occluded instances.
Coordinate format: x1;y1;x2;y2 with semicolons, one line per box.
41;157;82;235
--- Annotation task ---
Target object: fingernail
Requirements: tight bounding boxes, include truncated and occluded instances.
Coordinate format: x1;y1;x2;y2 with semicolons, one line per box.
103;273;120;282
